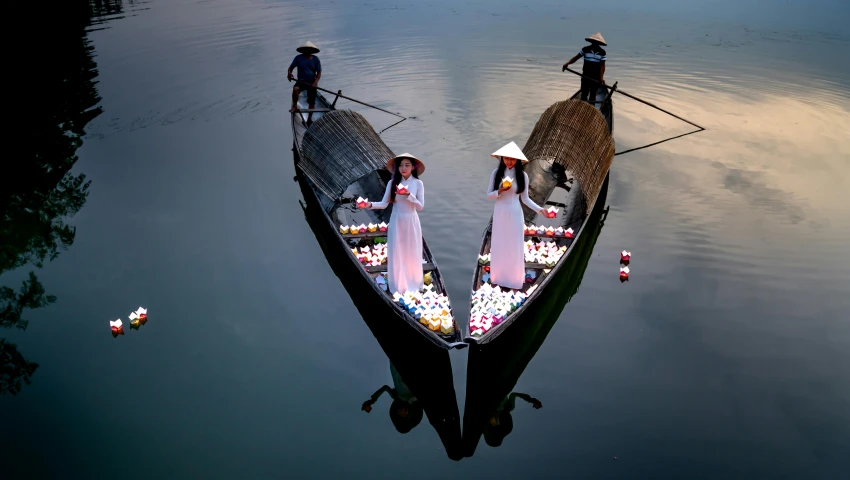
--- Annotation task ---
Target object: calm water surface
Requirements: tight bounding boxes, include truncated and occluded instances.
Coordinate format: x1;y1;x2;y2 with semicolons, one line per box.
3;0;849;478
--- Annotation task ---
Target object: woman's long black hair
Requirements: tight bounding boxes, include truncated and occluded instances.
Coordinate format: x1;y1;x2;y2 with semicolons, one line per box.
492;157;525;193
389;158;420;203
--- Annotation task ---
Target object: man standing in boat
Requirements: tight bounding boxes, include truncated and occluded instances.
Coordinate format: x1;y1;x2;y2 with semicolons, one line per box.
562;32;607;105
288;41;322;125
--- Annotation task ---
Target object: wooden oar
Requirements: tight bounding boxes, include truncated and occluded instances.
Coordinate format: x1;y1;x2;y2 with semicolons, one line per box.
564;67;704;130
289;78;406;119
563;67;706;155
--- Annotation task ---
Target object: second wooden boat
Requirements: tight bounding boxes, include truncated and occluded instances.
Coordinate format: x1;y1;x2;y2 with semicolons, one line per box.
466;90;615;344
291;90;464;349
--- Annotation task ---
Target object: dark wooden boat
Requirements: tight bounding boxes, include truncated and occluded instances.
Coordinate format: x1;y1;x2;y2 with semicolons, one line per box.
462;184;609;456
466;88;615;344
291;90;464;349
297;185;462;460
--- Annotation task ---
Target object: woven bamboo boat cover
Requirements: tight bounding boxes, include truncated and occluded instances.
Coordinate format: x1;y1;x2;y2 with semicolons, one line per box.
524;100;615;213
300;110;394;200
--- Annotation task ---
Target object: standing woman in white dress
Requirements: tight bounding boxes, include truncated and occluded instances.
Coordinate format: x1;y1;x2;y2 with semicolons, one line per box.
359;154;426;294
487;141;546;290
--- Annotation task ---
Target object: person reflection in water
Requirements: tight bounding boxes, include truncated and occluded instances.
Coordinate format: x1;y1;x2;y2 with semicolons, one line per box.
483;393;542;447
361;363;423;434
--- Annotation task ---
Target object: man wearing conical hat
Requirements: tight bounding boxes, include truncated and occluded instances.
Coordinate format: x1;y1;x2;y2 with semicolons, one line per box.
288;41;322;124
562;32;607;105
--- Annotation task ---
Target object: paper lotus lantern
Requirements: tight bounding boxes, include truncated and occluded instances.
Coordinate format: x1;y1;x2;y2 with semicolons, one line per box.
110;319;124;336
545;206;559;218
440;320;453;334
555;227;564;237
358;224;367;233
546;226;555;237
378;222;388;232
356;196;369;208
501;176;513;189
621;250;631;262
423;272;433;285
565;227;574;239
536;226;545;235
367;223;378;233
620;266;630;280
350;224;360;234
396;183;409;195
339;225;350;234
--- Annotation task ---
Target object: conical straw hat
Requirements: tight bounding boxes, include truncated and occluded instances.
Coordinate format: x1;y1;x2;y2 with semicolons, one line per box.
584;32;607;46
386;153;426;175
296;41;320;54
490;141;528;163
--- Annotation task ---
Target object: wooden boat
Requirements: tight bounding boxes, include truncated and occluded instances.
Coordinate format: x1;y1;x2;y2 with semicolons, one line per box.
291;89;464;349
297;189;462;459
465;88;615;344
462;186;608;456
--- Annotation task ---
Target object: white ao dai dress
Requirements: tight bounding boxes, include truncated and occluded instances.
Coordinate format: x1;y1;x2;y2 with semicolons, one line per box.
370;177;425;294
487;168;543;290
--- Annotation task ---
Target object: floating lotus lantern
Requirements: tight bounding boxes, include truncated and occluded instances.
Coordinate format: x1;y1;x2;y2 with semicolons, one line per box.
367;223;378;233
378;222;388;232
396;183;409;195
356;196;369;208
565;227;574;239
501;176;513;189
545;206;559;218
621;250;631;262
110;319;124;337
440;319;453;334
129;312;141;329
620;266;630;281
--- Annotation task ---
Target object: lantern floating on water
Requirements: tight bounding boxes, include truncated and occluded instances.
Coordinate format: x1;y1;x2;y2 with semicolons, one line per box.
545;206;559;218
565;227;574;239
501;176;513;189
396;183;409;195
356;196;369;208
621;250;631;262
379;222;388;232
620;266;630;281
110;319;124;337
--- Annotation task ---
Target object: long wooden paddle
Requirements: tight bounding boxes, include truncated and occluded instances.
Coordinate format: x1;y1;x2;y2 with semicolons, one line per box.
563;67;706;155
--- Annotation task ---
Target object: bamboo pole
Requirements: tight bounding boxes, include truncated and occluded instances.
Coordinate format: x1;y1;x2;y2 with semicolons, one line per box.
564;67;705;131
291;79;405;119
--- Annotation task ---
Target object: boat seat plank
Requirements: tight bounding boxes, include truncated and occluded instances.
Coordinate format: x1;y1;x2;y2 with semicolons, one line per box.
343;231;388;239
366;263;435;273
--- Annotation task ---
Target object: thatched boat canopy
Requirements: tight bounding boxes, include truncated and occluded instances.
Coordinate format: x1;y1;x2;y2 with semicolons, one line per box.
523;99;615;215
299;110;394;201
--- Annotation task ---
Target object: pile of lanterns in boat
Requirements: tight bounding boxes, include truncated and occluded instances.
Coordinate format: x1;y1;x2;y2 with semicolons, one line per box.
340;222;388;235
525;224;574;238
524;240;568;267
352;244;387;267
468;283;533;337
393;286;454;334
109;307;148;337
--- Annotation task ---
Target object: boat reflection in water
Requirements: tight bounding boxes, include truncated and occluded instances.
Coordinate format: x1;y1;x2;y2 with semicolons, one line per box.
462;180;609;456
297;176;463;461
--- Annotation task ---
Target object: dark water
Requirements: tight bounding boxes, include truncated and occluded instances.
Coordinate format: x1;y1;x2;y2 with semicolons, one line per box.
3;0;849;478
